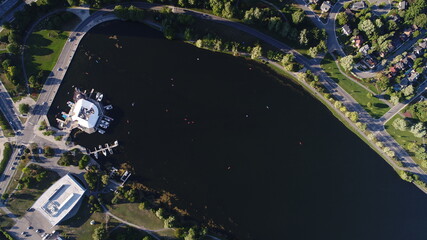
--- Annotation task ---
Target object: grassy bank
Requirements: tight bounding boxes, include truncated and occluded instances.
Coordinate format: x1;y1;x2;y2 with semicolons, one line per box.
0;142;12;176
24;12;79;92
321;53;390;118
384;114;426;169
0;111;14;137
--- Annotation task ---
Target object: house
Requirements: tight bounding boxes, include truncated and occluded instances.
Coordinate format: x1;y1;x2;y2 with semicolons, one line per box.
363;56;377;69
342;24;352;36
389;15;401;23
398;1;407;10
395;62;404;70
353;35;364;48
401;57;414;67
309;0;319;4
407;53;417;61
389;66;397;76
345;9;355;19
400;79;410;88
419;41;427;49
414;45;423;56
408;71;420;82
404;28;413;37
321;1;332;12
351;1;366;11
359;44;370;55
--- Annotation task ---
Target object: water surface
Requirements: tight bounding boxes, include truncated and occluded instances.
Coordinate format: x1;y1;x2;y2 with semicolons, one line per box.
49;21;427;240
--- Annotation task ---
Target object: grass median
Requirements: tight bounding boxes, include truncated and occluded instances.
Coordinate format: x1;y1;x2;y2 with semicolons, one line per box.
0;142;12;176
321;53;390;118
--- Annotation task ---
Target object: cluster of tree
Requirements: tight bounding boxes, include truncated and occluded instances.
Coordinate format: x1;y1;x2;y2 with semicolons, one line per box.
92;223;108;240
111;185;139;204
408;142;427;161
410;101;427;122
19;164;48;188
43;146;54;157
297;70;329;93
392;117;426;138
0;142;12;176
84;165;103;190
0;228;14;240
0;111;14;137
280;53;302;72
88;195;102;213
19;103;30;114
57;149;83;166
175;226;208;240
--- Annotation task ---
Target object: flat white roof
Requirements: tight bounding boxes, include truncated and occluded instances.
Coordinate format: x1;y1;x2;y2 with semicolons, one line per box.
32;174;86;226
70;99;100;129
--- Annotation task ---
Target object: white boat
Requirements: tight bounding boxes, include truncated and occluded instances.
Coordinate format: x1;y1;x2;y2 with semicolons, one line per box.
93;151;98;159
104;105;113;110
67;101;74;107
98;129;105;134
96;93;104;102
102;148;107;156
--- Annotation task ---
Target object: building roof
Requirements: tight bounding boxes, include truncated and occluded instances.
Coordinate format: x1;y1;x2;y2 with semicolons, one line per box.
351;1;366;10
342;24;352;35
32;174;86;226
321;1;332;12
398;1;407;10
71;99;100;129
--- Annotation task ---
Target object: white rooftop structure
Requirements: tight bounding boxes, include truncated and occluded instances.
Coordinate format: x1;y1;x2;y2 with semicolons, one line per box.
71;98;100;129
32;174;86;226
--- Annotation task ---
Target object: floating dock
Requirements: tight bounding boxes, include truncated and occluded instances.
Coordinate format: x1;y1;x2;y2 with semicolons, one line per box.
87;140;119;159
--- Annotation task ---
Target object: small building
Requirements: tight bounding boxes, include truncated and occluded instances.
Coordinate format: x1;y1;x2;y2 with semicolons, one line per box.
398;1;407;10
342;24;352;36
353;35;364;48
345;9;355;18
309;0;319;4
419;41;427;49
31;174;86;226
414;45;423;56
408;71;420;82
389;14;401;23
401;57;413;68
351;1;366;11
403;28;413;37
395;62;404;70
359;44;370;55
321;1;332;12
407;52;417;60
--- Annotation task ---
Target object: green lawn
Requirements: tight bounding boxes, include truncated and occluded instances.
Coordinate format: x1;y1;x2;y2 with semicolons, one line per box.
0;208;14;229
107;203;165;230
321;54;390;118
7;167;59;217
24;29;70;78
59;197;119;240
384;114;426;169
24;13;79;86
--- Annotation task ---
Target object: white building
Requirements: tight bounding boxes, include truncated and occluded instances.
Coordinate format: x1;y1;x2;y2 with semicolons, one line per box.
32;174;86;226
321;1;332;12
70;98;101;133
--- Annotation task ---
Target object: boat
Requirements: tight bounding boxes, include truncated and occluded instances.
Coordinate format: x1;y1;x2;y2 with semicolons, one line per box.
104;105;113;110
106;143;113;154
101;148;107;156
96;93;104;102
67;101;74;107
93;151;98;159
98;129;105;134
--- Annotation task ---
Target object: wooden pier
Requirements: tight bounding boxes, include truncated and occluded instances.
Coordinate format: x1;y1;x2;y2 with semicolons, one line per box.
87;140;119;159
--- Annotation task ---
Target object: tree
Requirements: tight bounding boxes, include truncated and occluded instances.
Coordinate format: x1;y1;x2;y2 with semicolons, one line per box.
336;12;348;25
101;174;109;187
402;85;414;97
367;102;373;108
78;155;90;169
250;45;262;59
358;19;375;36
392;118;407;131
339;55;354;71
292;10;305;25
349;112;358;122
298;29;308;46
92;224;108;240
44;146;54;158
221;1;234;18
390;95;400;105
6;43;19;55
414;14;427;28
410;122;426;138
308;46;318;58
375;18;383;29
19;103;30;114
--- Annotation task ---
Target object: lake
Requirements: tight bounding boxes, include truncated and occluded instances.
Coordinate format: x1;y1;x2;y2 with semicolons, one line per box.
48;20;427;240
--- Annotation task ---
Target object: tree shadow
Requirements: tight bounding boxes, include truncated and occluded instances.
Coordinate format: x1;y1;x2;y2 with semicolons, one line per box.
374;103;389;108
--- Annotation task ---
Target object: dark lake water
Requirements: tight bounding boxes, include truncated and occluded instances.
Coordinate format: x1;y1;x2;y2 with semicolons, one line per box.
48;21;427;240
